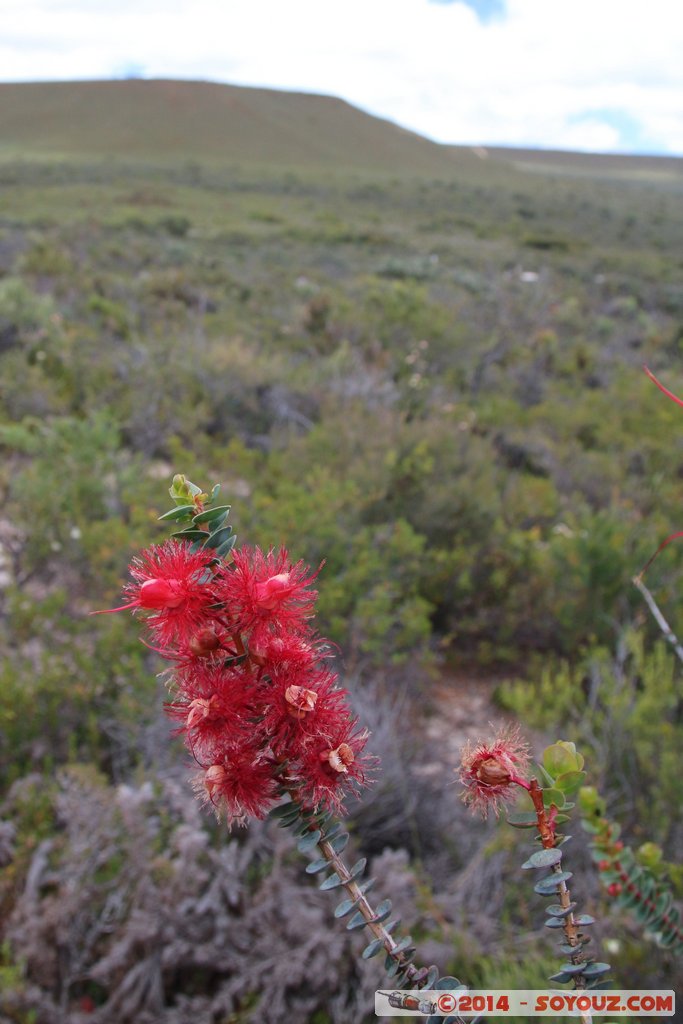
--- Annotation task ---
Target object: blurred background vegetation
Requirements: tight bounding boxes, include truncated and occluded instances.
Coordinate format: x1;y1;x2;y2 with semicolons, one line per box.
0;80;682;1023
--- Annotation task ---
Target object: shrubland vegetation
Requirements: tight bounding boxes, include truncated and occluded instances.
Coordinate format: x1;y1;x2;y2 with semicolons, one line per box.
0;82;682;1021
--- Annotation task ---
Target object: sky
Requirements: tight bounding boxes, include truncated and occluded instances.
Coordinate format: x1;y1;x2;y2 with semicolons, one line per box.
1;0;682;155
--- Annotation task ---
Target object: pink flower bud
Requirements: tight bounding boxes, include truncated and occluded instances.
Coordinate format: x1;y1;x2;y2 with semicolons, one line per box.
254;572;292;610
138;577;184;609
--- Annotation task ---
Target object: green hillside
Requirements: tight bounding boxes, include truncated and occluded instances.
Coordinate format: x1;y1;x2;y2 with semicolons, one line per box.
0;78;476;175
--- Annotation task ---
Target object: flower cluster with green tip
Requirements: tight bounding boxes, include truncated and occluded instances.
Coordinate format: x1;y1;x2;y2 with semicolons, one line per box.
94;474;374;825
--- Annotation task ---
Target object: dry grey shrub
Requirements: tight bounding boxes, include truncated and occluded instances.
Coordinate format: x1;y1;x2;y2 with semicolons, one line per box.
346;674;484;884
0;764;440;1024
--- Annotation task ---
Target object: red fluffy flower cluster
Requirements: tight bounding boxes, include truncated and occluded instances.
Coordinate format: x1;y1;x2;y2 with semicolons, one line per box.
98;540;373;825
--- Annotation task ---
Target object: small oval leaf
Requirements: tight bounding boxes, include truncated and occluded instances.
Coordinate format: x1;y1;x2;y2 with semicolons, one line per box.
527;848;563;869
319;872;343;891
362;938;384;959
305;858;329;874
192;504;231;524
583;962;612;977
350;857;367;879
334;898;357;918
158;504;196;521
297;830;322;853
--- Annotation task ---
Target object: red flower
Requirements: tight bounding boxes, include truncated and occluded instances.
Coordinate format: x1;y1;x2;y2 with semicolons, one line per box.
293;720;376;815
216;546;319;637
166;661;259;762
93;540;216;646
194;744;279;825
248;624;322;672
459;725;531;818
255;664;350;758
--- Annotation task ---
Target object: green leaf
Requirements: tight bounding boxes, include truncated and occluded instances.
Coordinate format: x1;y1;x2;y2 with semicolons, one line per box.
543;743;580;777
534;762;557;787
392;936;414;955
346;911;367;931
545;918;565;929
534;871;573;894
555;770;587;793
426;966;440;988
373;899;392;923
556;962;587;976
305;860;327;876
158;504;196;521
334;897;357;918
542;787;566;809
546;903;577;917
268;801;296;819
362;938;384;959
350;857;367;879
319;872;343;891
276;812;301;829
170;528;207;542
544;741;581;770
329;832;349;854
506;811;539;828
522;848;563;869
384;954;400;978
575;914;595;926
216;535;237;558
297;830;322;853
203;526;233;550
583;962;611;977
192;504;231;524
547;971;574;984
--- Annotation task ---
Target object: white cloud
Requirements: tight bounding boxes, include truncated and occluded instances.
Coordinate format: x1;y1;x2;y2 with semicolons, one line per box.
0;0;682;153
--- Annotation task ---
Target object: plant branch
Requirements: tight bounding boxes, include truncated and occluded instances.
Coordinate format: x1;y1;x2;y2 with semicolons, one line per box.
632;575;683;666
528;779;592;1024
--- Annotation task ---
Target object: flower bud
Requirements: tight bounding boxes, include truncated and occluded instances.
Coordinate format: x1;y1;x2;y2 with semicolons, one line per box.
254;572;292;610
138;577;184;609
607;882;622;897
188;627;221;656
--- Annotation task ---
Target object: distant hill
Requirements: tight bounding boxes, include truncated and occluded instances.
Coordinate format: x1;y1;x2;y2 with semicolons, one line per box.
0;78;475;176
447;143;683;182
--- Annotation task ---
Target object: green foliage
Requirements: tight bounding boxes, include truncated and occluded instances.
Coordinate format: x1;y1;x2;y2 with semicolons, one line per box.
580;787;683;955
500;633;683;841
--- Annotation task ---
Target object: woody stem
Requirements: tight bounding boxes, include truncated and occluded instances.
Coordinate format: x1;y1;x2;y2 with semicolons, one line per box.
528;779;592;1024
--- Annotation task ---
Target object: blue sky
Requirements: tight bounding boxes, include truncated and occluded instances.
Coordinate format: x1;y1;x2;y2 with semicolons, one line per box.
1;0;682;155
